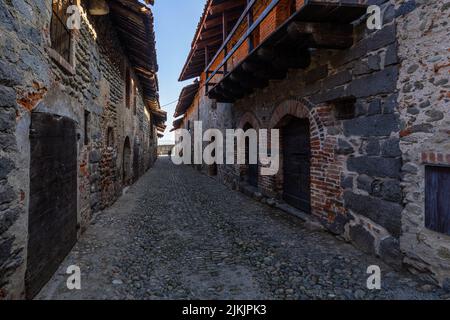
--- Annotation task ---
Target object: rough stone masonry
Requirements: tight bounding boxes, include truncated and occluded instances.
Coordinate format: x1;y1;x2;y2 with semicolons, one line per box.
0;0;162;299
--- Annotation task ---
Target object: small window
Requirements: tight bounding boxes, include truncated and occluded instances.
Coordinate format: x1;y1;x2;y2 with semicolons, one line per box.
84;110;90;145
425;166;450;235
51;0;72;63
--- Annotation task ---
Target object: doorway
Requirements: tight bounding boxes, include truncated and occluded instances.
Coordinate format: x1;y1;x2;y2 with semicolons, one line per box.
244;123;258;187
123;137;131;184
282;117;311;213
26;112;78;298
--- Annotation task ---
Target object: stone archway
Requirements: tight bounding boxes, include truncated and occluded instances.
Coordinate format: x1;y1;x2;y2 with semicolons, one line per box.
269;99;325;148
237;111;262;131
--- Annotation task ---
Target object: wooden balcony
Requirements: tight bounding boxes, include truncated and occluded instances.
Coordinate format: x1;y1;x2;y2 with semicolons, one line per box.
205;0;368;103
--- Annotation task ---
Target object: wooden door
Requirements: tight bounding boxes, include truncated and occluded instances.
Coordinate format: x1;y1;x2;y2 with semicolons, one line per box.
282;118;311;213
26;112;78;298
244;124;258;187
425;166;450;235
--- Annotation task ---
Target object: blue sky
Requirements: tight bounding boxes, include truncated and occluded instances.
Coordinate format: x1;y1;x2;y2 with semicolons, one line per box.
152;0;205;144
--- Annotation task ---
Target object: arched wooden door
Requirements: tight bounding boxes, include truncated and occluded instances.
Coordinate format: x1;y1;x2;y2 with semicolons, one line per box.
282;118;311;213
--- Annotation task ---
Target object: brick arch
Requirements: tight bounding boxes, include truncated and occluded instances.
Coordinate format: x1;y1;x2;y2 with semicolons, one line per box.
266;98;345;223
237;111;262;130
269;99;326;148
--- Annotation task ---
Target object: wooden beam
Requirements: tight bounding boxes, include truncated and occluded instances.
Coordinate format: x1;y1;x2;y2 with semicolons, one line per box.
109;2;145;26
199;26;223;41
195;36;222;50
272;46;311;70
287;22;354;49
209;0;246;16
230;71;268;89
204;10;241;29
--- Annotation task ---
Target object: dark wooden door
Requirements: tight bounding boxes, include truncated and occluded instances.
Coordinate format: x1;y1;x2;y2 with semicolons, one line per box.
244;124;258;187
282;118;311;213
26;112;78;298
247;164;258;187
425;166;450;235
123;138;131;184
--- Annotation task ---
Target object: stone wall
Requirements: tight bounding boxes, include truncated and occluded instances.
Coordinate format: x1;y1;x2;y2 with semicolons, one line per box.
396;0;450;286
229;0;403;267
0;0;157;299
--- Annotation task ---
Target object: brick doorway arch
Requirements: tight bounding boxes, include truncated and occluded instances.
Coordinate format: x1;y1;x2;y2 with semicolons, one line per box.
269;99;346;222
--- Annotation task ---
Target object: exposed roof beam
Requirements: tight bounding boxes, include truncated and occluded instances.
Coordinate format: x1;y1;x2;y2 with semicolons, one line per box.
209;0;246;16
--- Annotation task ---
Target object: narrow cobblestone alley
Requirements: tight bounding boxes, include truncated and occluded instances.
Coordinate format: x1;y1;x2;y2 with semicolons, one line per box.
37;158;445;300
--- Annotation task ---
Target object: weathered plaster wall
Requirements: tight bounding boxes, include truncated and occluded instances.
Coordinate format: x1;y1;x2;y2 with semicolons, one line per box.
396;0;450;286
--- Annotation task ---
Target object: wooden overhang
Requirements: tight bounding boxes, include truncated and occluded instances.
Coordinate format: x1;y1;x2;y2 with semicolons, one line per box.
178;0;247;81
110;0;159;107
156;124;166;135
171;117;184;132
151;108;167;126
174;81;200;118
206;0;368;103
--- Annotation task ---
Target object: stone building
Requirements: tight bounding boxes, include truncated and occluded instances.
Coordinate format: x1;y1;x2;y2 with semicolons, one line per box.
173;0;450;286
0;0;166;298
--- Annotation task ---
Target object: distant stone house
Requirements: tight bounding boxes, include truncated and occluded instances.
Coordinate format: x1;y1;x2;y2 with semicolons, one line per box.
173;0;450;286
0;0;166;299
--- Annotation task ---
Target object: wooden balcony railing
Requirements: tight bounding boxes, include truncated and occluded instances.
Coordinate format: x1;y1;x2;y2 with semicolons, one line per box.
205;0;298;95
204;0;368;103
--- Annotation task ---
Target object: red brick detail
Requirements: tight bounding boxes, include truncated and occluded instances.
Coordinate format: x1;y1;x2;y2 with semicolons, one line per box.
237;111;262;130
269;100;345;220
296;0;305;10
258;0;292;42
421;152;450;165
269;100;326;147
17;81;47;111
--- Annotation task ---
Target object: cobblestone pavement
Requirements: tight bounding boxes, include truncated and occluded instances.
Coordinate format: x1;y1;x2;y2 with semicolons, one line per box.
37;157;446;300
